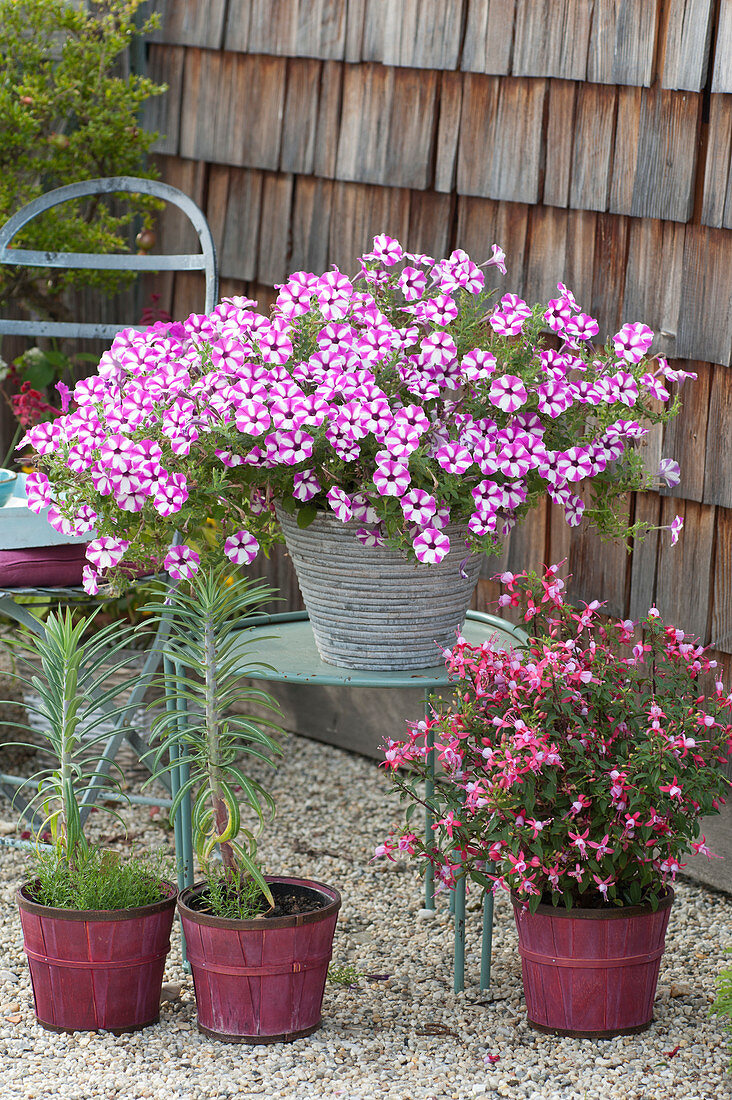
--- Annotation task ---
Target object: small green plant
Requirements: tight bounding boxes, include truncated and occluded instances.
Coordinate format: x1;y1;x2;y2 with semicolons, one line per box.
327;963;364;986
712;951;732;1072
5;606;170;909
145;566;284;918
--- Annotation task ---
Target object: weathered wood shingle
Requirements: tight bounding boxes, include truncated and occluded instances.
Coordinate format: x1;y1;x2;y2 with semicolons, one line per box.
361;0;464;69
512;0;592;80
661;0;716;90
701;95;732;228
147;0;228;49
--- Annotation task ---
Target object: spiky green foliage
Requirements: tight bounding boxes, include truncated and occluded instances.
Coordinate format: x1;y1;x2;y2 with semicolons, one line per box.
30;846;171;911
145;567;284;912
5;607;148;864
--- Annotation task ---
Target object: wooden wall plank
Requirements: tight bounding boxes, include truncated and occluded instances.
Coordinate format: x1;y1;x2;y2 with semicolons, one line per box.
461;0;516;75
171;271;208;322
296;0;347;59
147;0;227;49
145;45;184;156
328;182;411;273
179;52;286;169
407;192;454;260
256;173;294;286
335;64;393;183
711;506;732;652
701;95;732;227
677;226;732;366
630;88;700;221
661;0;715;90
712;2;732;92
291;177;334;274
543;81;577;208
506;498;548;575
457;77;546;202
659;361;711;503
344;0;367;62
208;167;264;283
313;61;344;178
454;197;529;295
386;70;439;190
628;491;661;620
244;0;298;54
609;86;643;214
512;0;592;80
704;364;732;507
622;218;685;361
591;214;629;338
568;494;631;619
587;0;659;86
223;0;251;52
362;0;464;69
569;84;617;211
280;60;322;175
523;207;596;308
655;497;715;640
435;72;464;193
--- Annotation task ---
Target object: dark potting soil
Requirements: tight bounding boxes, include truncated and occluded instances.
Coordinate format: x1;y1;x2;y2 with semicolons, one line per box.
190;881;329;919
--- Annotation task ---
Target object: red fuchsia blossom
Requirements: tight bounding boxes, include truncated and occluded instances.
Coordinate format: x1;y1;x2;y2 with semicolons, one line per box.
381;564;732;912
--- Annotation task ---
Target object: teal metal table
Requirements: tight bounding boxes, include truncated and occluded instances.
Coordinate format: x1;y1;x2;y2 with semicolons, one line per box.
171;608;523;992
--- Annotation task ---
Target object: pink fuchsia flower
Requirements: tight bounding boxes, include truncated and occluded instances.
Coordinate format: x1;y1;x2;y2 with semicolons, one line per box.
669;515;683;546
401;488;437;525
613;322;654;364
25;471;52;514
412;526;450;564
327;486;354;522
373;456;411;497
163;543;200;580
488;374;527;413
86;537;130;570
223;529;259;565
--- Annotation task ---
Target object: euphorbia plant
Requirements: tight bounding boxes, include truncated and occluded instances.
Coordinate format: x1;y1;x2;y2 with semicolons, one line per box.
145;565;284;917
21;238;689;591
5;608;169;909
379;565;732;912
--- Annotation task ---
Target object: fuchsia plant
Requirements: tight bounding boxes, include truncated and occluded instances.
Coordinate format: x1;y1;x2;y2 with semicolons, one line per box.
20;236;687;591
379;565;732;912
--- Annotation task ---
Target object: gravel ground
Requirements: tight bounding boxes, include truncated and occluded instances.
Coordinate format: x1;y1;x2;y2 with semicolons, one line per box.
0;725;730;1100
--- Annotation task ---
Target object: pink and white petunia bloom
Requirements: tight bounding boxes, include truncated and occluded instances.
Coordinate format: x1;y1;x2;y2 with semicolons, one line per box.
292;469;321;502
401;488;437;525
86;537;131;570
356;525;385;547
485;243;507;275
373;457;411;497
153;472;189;517
223;529;259;565
25;471;52;514
461;347;497;382
488;374;528;413
163;544;200;580
669;515;684;546
326;486;354;522
412;526;450;564
397;265;428;301
435;441;473;475
370;234;403;267
82;565;100;595
658;459;681;487
613;322;654;364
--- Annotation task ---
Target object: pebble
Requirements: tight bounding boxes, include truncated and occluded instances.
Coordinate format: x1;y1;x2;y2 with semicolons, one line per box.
0;727;730;1100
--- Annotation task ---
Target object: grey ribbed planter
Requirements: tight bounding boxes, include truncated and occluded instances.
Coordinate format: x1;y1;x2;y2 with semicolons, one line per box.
277;507;483;670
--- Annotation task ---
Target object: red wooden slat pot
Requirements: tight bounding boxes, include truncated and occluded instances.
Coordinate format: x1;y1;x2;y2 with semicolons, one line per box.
178;876;341;1044
512;889;673;1038
17;881;177;1034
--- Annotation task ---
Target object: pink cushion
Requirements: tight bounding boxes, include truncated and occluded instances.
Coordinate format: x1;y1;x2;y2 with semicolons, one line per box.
0;544;88;588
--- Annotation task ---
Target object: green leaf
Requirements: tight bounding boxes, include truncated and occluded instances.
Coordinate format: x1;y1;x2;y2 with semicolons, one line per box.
296;505;318;529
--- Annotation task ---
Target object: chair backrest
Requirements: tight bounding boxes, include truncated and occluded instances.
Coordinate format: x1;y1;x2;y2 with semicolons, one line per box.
0;176;218;341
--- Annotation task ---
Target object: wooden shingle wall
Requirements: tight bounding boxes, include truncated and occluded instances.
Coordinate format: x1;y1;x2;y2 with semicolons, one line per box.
142;0;732;658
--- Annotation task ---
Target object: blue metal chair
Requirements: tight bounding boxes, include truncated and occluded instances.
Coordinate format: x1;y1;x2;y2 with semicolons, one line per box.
0;176;218;834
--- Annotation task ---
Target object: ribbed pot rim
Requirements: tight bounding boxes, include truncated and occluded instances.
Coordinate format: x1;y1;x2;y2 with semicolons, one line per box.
17;880;178;922
511;887;674;921
178;876;341;932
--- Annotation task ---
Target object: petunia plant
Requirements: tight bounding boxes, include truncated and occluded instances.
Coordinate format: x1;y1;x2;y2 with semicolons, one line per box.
20;237;690;590
378;565;732;912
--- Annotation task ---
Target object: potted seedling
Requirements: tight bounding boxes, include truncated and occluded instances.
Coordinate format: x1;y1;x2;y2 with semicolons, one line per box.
9;608;176;1033
145;565;341;1044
